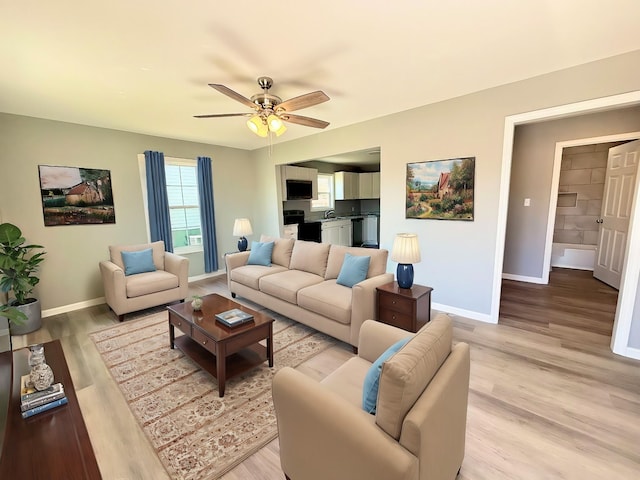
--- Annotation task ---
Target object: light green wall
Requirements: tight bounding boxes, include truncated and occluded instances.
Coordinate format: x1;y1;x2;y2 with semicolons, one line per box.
249;50;640;319
0;114;253;313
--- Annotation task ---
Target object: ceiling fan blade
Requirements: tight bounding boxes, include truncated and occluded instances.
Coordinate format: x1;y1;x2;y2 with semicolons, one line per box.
281;114;330;129
208;84;257;109
277;91;329;112
194;113;251;118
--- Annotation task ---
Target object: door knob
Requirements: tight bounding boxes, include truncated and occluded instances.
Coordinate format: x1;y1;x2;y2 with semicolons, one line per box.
596;218;603;224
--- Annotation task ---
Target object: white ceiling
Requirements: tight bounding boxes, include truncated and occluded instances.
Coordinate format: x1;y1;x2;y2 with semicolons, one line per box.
1;1;639;151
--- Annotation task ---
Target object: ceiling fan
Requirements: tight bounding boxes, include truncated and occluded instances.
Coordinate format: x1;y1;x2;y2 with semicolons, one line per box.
194;76;330;137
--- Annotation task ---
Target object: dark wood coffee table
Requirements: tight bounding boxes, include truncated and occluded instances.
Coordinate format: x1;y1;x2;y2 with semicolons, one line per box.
167;293;274;397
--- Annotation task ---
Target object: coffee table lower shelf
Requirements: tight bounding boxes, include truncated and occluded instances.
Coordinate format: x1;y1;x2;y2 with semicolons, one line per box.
173;335;268;394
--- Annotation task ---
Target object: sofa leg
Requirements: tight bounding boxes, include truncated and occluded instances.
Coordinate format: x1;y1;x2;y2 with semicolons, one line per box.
352;345;358;354
284;475;291;480
231;293;236;298
118;314;125;322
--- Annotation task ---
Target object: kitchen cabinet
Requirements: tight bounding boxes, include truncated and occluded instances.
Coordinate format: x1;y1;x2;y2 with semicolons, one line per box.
280;165;318;200
334;172;359;200
321;219;352;246
358;172;380;199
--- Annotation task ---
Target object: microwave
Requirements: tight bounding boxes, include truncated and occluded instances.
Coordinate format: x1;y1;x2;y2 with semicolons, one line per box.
286;179;313;200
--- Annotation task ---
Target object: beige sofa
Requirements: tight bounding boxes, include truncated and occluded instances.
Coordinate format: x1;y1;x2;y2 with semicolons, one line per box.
225;237;393;348
273;314;470;480
99;241;189;321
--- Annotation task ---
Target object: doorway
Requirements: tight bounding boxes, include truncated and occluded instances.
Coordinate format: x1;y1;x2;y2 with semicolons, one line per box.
493;90;640;359
542;134;640;286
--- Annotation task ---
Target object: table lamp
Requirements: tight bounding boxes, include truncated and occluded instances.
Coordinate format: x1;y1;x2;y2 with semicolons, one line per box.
233;218;253;252
391;233;421;289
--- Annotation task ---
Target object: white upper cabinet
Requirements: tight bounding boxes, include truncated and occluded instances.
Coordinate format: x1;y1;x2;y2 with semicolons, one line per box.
358;172;380;199
334;172;359;200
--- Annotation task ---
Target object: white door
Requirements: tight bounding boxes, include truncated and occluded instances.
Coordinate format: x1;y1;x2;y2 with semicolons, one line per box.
594;140;640;288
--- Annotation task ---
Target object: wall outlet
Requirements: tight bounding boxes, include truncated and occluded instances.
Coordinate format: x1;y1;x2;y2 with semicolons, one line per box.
524;198;531;207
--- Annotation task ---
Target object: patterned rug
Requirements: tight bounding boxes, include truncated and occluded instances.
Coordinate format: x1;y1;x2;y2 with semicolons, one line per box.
90;311;338;480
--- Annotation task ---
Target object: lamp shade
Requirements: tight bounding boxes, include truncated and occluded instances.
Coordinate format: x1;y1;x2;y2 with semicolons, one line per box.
247;115;268;137
233;218;253;237
391;234;421;264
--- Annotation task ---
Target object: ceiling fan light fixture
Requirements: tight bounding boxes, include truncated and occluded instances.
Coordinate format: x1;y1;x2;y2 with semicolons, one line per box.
267;114;287;136
247;115;268;137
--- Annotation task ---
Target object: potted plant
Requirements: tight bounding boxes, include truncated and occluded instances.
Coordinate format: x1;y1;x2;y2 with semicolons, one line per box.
0;223;46;335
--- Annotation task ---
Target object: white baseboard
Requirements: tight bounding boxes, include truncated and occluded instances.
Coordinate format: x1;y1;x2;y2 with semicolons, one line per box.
42;297;106;318
502;273;547;284
620;346;640;360
188;270;226;282
432;302;495;324
42;270;227;318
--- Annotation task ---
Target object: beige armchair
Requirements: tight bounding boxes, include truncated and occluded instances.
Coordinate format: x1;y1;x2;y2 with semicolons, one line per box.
99;241;189;321
272;314;470;480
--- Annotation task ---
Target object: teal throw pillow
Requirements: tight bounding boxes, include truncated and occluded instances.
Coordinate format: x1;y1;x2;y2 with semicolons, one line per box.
121;248;156;276
362;336;412;414
247;241;274;266
336;253;371;288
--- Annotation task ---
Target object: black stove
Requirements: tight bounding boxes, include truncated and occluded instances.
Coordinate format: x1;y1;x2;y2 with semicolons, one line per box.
283;209;304;225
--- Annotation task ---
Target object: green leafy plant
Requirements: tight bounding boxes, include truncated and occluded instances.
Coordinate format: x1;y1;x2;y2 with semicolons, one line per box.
0;304;27;325
0;223;46;306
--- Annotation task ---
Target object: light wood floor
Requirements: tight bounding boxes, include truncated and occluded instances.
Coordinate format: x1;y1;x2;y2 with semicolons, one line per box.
10;268;640;479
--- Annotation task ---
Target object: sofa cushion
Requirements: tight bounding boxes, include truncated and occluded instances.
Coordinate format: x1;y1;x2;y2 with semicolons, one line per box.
110;241;166;271
259;270;325;304
362;336;412;414
121;248;156;276
325;245;388;280
248;241;274;266
336;253;370;288
376;314;453;440
125;270;179;298
260;235;294;268
297;280;353;325
230;264;288;290
289;240;330;277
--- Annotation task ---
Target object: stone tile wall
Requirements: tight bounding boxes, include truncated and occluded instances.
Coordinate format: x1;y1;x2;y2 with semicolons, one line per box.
554;142;623;245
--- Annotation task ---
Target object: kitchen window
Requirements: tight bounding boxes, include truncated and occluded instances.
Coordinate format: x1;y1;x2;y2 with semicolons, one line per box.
311;173;334;211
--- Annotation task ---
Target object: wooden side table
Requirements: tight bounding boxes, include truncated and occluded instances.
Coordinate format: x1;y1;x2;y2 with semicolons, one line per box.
376;282;433;333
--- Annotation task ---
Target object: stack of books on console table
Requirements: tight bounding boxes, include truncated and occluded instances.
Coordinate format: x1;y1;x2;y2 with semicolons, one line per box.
215;308;254;327
20;375;68;419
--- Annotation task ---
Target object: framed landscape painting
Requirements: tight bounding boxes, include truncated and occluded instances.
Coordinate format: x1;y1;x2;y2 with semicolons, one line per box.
406;157;475;220
38;165;116;226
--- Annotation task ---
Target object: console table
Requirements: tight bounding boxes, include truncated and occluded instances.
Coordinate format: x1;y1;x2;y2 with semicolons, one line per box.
0;340;101;479
376;282;433;333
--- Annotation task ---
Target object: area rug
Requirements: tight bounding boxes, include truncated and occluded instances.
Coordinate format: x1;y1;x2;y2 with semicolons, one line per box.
90;311;338;480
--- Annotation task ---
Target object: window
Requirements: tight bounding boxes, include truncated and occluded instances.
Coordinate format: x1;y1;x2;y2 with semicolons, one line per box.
311;173;334;211
165;159;202;251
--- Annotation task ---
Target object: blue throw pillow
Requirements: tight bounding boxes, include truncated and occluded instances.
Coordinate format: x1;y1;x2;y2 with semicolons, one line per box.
121;248;156;276
362;336;412;414
247;241;274;266
336;253;371;288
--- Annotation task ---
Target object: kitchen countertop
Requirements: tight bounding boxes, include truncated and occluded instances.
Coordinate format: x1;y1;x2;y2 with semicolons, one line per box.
309;213;379;223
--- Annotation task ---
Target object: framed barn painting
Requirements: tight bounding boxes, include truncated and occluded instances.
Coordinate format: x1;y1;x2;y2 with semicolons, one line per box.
38;165;116;226
406;157;475;220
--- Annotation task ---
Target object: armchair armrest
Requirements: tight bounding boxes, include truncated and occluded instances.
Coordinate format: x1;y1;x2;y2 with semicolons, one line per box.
349;273;394;346
273;367;418;480
99;260;126;312
164;252;189;279
358;320;415;364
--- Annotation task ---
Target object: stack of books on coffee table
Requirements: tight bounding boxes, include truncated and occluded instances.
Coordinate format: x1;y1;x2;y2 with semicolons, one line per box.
20;375;68;419
215;308;254;327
